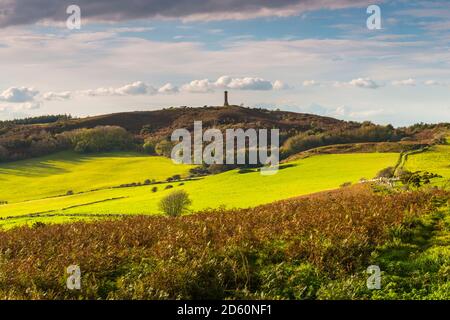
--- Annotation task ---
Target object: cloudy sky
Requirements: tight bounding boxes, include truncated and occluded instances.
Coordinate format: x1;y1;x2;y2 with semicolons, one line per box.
0;0;449;126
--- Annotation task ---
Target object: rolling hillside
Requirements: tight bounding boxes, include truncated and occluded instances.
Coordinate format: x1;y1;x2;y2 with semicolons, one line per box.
0;151;193;203
403;145;450;186
0;151;400;228
0;107;448;229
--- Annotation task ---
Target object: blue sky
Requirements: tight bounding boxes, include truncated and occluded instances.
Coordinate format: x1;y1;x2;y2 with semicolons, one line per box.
0;0;449;126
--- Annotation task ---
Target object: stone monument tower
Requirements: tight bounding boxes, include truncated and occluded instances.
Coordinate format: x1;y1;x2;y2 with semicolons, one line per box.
224;91;229;106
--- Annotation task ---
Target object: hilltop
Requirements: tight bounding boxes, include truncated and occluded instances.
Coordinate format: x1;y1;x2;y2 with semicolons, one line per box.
2;105;356;134
0;105;448;163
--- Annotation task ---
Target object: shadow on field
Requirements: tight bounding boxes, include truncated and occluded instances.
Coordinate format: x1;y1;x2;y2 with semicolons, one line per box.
0;151;149;177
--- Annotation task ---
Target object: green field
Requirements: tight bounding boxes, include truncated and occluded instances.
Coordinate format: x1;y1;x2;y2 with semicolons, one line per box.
0;151;194;203
0;151;401;228
403;145;450;186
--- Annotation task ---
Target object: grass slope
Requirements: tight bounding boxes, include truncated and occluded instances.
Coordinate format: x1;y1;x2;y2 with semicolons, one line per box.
0;152;399;228
403;145;450;185
0;151;193;203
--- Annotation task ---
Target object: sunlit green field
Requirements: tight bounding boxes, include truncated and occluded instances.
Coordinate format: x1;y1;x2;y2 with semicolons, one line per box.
403;145;450;186
0;151;194;203
0;152;400;228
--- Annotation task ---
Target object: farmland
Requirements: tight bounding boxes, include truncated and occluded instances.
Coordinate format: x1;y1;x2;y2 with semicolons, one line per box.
402;145;450;186
0;152;399;228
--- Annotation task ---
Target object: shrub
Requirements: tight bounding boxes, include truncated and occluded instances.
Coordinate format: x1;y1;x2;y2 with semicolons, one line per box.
0;145;8;162
143;140;156;155
151;187;158;193
376;166;395;178
62;126;133;153
140;124;153;135
155;140;173;157
281;124;399;158
238;168;254;174
158;190;192;217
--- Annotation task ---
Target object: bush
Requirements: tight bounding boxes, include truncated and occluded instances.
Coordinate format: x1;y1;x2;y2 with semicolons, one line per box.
155;140;173;157
159;190;192;217
62;126;133;153
376;166;395;178
0;145;8;162
167;174;181;182
140;124;153;135
143;140;156;155
281;124;399;158
151;186;158;193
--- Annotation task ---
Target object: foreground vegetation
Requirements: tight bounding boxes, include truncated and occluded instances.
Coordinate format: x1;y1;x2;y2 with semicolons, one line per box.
0;186;447;299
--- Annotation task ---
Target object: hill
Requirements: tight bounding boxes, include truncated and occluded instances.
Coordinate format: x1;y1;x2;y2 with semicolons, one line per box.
2;105;445;163
57;105;353;134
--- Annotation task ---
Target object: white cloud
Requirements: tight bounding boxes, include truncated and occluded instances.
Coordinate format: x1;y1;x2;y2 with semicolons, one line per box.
15;101;41;110
227;77;273;90
82;87;115;97
181;79;214;93
392;78;416;86
158;83;179;94
272;80;291;90
42;91;72;101
348;109;386;118
424;80;445;86
214;75;232;88
302;80;320;87
116;81;155;95
81;81;156;96
331;105;386;118
348;78;381;89
182;76;287;92
0;86;39;103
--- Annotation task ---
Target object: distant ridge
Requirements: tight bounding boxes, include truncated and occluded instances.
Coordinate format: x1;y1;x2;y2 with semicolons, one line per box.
49;105;357;135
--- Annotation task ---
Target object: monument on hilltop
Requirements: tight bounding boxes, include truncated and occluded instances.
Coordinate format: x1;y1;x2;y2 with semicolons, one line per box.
224;91;229;106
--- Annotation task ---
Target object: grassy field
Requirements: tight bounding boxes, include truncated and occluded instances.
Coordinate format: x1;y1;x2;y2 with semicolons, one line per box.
0;152;400;228
0;151;194;203
403;145;450;186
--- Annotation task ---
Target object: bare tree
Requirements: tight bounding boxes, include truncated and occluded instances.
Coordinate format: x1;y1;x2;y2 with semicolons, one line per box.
159;190;192;217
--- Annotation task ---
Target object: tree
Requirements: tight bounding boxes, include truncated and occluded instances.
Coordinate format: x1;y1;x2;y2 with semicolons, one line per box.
155;140;173;157
159;190;191;217
376;166;395;178
63;126;133;153
143;140;156;155
0;145;8;162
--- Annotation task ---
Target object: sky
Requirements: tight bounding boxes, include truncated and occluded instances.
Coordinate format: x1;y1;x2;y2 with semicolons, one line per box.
0;0;449;126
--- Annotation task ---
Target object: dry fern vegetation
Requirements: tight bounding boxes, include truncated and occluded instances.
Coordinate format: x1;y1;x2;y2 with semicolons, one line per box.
0;185;448;300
